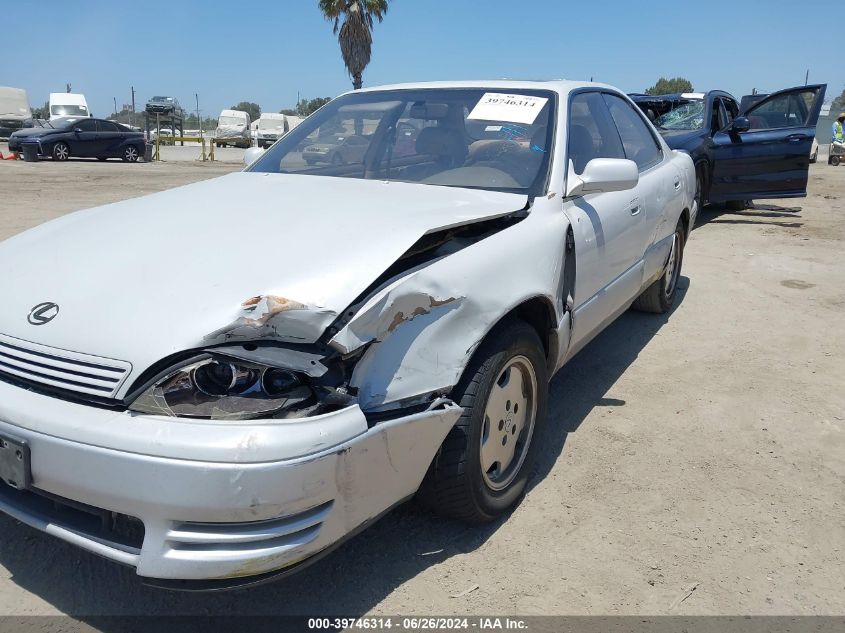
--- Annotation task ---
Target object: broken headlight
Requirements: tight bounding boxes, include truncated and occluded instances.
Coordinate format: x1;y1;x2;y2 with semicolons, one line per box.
128;356;314;420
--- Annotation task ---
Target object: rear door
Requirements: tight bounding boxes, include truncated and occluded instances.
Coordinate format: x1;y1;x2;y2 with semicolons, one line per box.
709;84;826;202
96;120;121;156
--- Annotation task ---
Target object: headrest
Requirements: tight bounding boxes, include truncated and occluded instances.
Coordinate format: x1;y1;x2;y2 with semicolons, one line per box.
409;102;449;120
415;127;467;163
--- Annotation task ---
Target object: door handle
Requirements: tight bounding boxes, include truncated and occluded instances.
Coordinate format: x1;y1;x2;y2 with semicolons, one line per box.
630;205;641;216
786;134;807;142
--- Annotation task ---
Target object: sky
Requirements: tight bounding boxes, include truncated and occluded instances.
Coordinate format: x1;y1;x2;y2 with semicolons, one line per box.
3;0;840;119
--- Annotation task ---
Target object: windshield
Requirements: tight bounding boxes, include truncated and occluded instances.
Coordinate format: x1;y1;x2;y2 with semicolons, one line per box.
218;115;245;127
151;96;173;102
51;104;88;117
248;88;555;195
259;118;284;130
654;100;705;130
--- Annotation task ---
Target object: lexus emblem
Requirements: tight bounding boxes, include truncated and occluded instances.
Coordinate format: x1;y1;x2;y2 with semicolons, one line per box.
27;302;59;326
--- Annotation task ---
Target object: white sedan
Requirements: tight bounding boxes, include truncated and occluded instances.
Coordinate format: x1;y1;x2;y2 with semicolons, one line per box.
0;80;695;588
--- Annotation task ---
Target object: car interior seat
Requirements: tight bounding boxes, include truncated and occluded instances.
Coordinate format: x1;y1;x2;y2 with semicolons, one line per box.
402;127;468;181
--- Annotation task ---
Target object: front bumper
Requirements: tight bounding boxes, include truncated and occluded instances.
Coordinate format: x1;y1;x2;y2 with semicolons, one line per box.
0;379;460;584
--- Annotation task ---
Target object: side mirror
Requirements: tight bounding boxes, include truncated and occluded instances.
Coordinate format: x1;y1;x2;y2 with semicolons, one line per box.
243;146;265;167
566;158;639;197
731;116;751;134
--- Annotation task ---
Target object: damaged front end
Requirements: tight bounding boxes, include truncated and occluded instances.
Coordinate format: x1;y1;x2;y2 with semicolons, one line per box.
127;342;361;421
125;206;538;422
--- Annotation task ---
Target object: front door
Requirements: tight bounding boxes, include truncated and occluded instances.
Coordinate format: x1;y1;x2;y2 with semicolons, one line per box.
563;91;647;350
71;119;99;157
709;84;826;202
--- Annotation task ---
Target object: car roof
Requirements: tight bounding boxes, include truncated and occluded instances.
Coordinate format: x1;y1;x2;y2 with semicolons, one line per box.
351;79;620;98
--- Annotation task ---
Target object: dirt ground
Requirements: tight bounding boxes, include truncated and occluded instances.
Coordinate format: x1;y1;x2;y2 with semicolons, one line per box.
0;152;842;617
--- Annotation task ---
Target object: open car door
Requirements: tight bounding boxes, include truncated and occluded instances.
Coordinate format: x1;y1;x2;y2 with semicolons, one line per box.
708;84;826;203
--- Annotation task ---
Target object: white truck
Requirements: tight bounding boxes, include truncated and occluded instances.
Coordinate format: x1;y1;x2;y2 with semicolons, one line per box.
49;93;90;120
214;109;251;148
0;87;32;139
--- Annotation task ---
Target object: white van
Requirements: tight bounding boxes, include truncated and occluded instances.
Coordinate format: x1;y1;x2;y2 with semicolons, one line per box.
255;113;288;148
49;93;90;120
214;109;251;148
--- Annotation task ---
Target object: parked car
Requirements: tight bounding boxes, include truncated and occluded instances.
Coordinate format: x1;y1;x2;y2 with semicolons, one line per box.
49;92;90;120
0;86;33;139
145;96;183;118
302;133;371;165
214;109;251;148
631;85;826;209
0;79;718;588
12;117;146;162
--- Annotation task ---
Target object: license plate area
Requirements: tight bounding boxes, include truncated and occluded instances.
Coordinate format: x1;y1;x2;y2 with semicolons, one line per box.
0;434;31;491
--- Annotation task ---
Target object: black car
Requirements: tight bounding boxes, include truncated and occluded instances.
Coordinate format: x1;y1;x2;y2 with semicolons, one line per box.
9;117;146;162
631;84;826;209
145;96;183;117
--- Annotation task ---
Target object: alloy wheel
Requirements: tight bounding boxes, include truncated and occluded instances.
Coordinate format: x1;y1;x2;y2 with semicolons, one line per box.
479;355;538;491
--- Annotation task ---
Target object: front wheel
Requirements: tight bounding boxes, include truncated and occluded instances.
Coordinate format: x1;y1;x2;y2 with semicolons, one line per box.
122;145;140;162
52;142;70;161
832;155;841;167
417;320;548;523
631;219;685;314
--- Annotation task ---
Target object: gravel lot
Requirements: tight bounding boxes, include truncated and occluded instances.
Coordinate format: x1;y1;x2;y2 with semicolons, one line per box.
0;150;842;617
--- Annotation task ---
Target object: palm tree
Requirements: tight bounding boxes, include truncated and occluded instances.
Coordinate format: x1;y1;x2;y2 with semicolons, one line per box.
318;0;389;90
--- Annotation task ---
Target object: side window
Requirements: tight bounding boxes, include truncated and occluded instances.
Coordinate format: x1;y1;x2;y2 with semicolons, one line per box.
723;98;738;123
746;90;815;130
97;121;118;132
76;119;96;132
602;93;663;171
567;92;625;174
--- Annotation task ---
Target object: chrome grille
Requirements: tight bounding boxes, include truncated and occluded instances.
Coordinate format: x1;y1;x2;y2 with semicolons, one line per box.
0;333;131;398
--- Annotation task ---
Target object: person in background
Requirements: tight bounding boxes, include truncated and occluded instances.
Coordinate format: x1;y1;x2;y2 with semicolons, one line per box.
833;113;845;148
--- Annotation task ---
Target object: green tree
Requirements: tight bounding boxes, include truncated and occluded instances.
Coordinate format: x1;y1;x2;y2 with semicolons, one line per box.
31;101;49;119
318;0;389;90
230;101;261;122
645;77;694;96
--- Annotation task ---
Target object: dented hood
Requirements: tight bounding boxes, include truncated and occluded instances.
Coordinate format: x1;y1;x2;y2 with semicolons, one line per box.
0;172;524;383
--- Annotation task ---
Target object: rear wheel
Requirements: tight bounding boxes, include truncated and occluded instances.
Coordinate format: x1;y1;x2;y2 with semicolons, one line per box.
52;142;70;161
832;155;841;167
417;320;548;522
631;219;685;314
122;145;140;162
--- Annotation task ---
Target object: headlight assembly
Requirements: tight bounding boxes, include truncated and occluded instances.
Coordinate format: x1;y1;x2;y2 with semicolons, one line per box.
128;355;314;420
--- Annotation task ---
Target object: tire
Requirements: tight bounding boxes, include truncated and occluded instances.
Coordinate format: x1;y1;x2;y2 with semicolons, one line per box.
417;320;548;523
122;145;141;162
810;151;817;164
52;142;70;161
631;219;685;314
725;200;748;211
832;155;841;167
693;167;704;216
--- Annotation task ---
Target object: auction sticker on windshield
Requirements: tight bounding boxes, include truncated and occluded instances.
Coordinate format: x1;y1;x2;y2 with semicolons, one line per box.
468;93;549;124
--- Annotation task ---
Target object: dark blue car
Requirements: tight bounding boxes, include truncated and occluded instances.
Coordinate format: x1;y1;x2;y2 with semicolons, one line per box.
8;117;146;162
631;84;826;209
